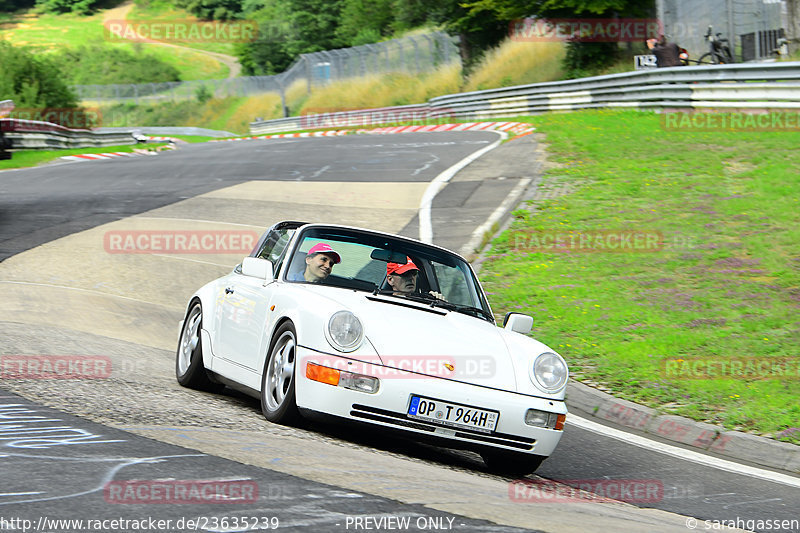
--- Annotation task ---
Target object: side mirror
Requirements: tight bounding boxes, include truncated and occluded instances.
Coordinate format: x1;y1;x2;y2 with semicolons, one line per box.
503;312;533;334
242;257;274;282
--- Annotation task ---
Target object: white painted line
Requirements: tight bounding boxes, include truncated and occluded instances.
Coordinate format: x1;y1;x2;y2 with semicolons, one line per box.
418;130;507;244
459;178;531;257
568;413;800;489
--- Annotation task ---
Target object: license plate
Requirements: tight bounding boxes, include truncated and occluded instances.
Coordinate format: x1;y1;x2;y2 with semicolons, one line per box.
407;395;498;433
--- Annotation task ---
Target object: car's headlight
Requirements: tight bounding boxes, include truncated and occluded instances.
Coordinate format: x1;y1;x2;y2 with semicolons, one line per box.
326;311;364;352
530;352;568;392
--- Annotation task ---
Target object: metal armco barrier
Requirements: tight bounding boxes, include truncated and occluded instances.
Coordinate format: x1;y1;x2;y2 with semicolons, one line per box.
250;104;433;135
427;63;800;120
0;118;137;150
249;62;800;133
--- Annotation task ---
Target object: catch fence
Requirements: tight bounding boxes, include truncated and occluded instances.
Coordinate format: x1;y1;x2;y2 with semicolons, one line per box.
72;32;460;109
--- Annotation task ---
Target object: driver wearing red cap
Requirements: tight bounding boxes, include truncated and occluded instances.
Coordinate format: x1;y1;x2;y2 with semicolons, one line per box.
290;242;341;283
386;257;443;299
386;257;420;294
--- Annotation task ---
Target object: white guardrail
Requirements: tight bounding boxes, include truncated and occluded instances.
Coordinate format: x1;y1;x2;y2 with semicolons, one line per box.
250;62;800;133
0;117;138;151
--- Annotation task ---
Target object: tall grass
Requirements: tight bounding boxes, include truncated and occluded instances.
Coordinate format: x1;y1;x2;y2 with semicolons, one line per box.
464;40;566;92
297;64;462;114
100;93;284;133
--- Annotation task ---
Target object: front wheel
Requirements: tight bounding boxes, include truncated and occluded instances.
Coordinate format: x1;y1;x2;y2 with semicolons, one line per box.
481;450;546;476
697;52;716;65
176;302;218;390
698;52;729;65
261;322;301;424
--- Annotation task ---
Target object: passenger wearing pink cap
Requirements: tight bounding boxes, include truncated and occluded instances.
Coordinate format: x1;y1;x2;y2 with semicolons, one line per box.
289;242;341;283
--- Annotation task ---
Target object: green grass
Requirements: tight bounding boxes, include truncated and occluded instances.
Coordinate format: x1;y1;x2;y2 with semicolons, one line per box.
480;109;800;444
128;0;240;56
0;10;228;80
0;142;166;170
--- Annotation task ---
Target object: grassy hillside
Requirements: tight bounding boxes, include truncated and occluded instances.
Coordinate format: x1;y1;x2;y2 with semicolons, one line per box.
482;109;800;443
0;7;229;80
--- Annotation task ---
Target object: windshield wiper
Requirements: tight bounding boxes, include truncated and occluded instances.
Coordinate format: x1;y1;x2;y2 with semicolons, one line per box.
447;302;494;322
378;292;494;321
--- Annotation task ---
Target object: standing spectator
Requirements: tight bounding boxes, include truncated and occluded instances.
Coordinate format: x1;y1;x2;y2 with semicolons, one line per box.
646;36;683;67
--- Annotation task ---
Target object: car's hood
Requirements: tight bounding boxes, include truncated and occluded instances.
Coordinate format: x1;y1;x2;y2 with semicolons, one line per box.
347;292;519;389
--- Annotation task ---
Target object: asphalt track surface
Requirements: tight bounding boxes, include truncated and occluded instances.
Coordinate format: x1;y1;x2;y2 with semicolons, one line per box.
1;132;798;533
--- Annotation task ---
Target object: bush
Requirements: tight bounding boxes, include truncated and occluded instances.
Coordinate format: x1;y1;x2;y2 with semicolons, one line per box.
563;41;620;79
35;0;99;14
53;44;182;85
195;84;213;103
0;41;77;108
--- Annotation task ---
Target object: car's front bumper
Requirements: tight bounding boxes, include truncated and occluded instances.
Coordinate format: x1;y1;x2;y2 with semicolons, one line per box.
295;347;566;457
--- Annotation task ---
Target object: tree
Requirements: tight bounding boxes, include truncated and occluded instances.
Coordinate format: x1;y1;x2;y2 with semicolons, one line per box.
0;0;36;12
463;0;656;76
35;0;100;15
236;0;296;75
335;0;394;46
174;0;244;21
0;41;77;109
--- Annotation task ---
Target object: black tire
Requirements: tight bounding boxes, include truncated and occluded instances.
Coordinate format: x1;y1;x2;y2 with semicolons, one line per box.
261;322;301;424
175;301;218;391
481;450;546;476
697;52;716;65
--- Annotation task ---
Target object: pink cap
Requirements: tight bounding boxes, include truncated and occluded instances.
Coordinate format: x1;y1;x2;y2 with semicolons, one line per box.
307;242;341;264
387;257;418;275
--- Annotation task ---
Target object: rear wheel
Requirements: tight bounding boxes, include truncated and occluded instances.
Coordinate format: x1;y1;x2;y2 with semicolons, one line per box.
176;302;218;390
261;322;301;424
481;450;546;476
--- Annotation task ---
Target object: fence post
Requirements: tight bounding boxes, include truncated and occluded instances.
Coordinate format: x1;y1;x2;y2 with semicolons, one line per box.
411;36;420;72
726;0;737;61
421;34;434;69
279;73;288;117
305;55;312;94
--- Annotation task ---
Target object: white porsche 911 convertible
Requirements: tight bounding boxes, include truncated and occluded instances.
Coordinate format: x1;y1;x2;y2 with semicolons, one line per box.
176;221;568;475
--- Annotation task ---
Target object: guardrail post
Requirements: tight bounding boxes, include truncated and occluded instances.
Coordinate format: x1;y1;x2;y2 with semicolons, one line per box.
0;127;11;160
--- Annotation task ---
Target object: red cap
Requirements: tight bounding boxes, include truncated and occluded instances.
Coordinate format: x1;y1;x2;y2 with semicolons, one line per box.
307;242;341;264
387;257;418;276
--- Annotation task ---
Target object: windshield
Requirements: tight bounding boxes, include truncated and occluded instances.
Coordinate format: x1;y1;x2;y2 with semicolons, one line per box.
285;227;494;322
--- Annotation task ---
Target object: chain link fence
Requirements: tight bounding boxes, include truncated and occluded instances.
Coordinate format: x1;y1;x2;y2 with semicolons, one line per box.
658;0;786;62
72;31;460;109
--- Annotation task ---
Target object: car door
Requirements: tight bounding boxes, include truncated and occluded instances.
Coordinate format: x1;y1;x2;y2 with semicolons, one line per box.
216;225;296;371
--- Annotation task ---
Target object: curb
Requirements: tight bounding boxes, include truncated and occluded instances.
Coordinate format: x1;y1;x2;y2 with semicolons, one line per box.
218;122;535;142
566;380;800;474
59;136;181;162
